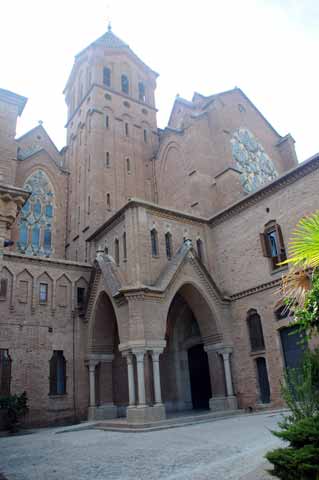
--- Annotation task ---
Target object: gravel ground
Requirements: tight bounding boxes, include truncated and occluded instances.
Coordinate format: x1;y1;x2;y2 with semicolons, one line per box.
0;412;283;480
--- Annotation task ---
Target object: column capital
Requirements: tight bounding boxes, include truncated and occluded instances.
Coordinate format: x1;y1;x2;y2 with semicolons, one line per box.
151;349;163;362
204;343;233;355
133;350;146;363
86;359;100;370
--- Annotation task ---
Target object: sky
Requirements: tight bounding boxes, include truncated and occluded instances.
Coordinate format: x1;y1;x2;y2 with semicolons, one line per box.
1;0;318;161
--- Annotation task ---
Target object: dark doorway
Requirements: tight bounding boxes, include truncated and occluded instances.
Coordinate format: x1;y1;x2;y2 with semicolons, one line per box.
188;344;212;410
280;326;307;370
256;357;271;404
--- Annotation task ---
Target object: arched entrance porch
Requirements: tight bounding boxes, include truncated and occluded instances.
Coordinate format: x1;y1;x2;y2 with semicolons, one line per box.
161;283;237;413
86;291;128;420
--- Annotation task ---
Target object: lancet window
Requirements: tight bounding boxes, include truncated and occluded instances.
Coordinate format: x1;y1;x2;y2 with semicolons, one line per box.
18;170;54;257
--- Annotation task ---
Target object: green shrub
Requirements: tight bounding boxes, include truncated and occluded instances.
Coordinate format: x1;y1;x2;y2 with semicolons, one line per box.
266;350;319;479
0;391;29;431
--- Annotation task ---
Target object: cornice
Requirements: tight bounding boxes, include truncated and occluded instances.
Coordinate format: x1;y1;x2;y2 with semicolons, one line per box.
230;278;281;301
3;252;92;271
88;154;319;241
209;154;319;227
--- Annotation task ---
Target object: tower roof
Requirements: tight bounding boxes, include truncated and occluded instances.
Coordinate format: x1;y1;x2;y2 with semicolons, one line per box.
75;24;129;58
64;25;158;95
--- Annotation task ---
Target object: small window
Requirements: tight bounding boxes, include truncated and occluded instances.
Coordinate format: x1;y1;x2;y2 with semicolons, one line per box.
123;232;127;261
103;67;111;87
114;238;120;265
88;155;91;171
165;232;172;260
126;158;131;173
0;349;12;396
260;222;287;270
125;122;129;137
121;74;129;94
196;239;203;262
143;129;147;143
104;244;109;255
105;115;109;129
151;229;158;257
106;193;111;210
0;278;8;300
87;196;90;215
77;287;85;308
39;283;48;304
247;309;265;352
138;82;146;102
49;351;66;396
105;152;110;168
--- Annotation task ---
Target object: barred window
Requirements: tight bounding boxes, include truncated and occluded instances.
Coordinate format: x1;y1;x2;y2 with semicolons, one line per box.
151;229;158;257
0;278;8;300
103;67;111;87
121;74;129;94
138;82;146;102
39;283;48;304
196;238;203;262
165;232;172;260
123;232;127;261
49;351;66;396
0;349;12;396
247;309;265;352
114;238;120;265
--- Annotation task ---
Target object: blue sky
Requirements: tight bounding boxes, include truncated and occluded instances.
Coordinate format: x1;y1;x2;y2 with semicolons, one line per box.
1;0;318;161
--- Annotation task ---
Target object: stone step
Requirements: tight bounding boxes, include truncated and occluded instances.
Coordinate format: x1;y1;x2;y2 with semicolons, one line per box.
94;409;244;433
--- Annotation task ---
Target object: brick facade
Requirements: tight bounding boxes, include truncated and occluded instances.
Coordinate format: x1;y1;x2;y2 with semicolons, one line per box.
0;26;317;426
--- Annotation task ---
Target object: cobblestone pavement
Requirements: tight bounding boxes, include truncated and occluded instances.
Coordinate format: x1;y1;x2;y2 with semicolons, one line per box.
0;412;283;480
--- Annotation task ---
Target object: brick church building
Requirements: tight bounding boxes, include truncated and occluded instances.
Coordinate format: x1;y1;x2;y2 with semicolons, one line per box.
0;25;318;426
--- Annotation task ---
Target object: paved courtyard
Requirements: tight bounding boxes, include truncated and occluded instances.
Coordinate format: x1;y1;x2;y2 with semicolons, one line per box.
0;412;284;480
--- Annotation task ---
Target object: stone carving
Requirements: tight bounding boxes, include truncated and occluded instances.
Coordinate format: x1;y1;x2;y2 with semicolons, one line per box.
231;128;278;193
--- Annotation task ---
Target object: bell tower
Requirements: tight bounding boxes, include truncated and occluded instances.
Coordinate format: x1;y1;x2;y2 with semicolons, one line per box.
64;25;159;261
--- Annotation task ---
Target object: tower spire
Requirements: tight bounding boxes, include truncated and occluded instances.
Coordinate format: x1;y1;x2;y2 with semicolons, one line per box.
106;2;112;32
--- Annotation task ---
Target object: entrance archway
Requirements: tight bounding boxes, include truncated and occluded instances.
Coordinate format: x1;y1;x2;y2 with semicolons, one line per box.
161;284;221;412
87;291;128;419
188;344;211;409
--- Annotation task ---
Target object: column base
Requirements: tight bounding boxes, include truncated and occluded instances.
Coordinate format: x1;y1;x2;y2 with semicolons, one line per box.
127;404;166;425
88;403;118;421
209;395;238;412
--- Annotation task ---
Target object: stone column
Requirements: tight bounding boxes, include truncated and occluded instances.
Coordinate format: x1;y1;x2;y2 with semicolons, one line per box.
204;344;237;412
126;352;136;406
151;350;163;405
88;361;98;408
221;350;234;397
135;350;146;406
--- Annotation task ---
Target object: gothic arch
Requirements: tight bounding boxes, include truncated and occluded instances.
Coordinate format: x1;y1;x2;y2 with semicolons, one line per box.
164;280;224;344
88;291;120;355
18;169;55;257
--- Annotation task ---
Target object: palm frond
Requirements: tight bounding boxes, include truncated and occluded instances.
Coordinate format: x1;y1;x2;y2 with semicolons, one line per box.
281;267;312;308
285;211;319;269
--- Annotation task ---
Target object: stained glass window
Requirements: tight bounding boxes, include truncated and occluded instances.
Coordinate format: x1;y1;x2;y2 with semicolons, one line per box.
18;170;54;257
230;128;278;194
